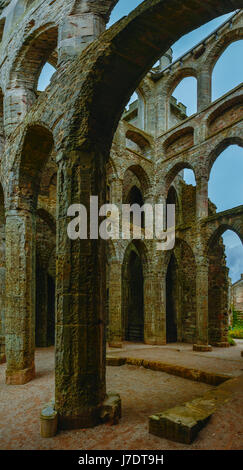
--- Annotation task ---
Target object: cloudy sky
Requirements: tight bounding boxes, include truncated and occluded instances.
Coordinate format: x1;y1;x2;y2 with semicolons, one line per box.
39;1;243;283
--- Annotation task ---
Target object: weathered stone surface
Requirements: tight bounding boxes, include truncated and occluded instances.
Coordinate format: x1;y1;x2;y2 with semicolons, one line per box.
149;388;230;444
0;0;242;432
100;392;121;425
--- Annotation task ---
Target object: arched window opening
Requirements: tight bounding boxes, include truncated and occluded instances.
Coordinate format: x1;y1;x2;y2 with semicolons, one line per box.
209;145;243;213
169;77;197;129
166;240;196;344
208;229;243;345
37;62;56;92
123;166;149;232
127;185;145;229
166;254;178;342
183;168;196;186
123;90;145;131
166;165;197;226
166;186;180;226
122;247;144;343
212;40;243;101
227;230;243;330
125;129;151;158
9;25;58;113
223;230;243;284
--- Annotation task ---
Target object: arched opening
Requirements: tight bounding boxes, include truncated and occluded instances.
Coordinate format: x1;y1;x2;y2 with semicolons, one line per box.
125;128;151;158
0;183;5;363
183;169;196;187
37;62;56;91
168;77;197;129
208;228;243;345
166;239;196;344
7;25;58;127
19;125;54;209
166;185;180;225
212;40;243;101
165;163;197;226
166;253;178;342
123;90;146;131
122;243;144;343
209;144;243;212
126;185;145;228
19;125;56;359
35;210;56;348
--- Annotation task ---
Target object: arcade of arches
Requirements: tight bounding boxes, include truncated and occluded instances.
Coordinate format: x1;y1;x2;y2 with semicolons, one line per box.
0;0;242;433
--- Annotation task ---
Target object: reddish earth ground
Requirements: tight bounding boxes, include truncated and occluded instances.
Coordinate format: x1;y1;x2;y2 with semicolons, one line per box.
0;342;243;450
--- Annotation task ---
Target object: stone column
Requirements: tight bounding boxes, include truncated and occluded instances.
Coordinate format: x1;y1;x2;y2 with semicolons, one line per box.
144;271;166;345
5;209;36;384
0;209;5;364
35;266;48;348
108;261;123;348
197;69;211;112
58;13;106;64
4;87;36;137
193;259;212;352
196;176;208;219
55;151;107;430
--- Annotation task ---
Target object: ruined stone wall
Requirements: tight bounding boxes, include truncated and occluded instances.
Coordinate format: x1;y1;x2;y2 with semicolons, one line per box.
232;276;243;324
0;0;241;431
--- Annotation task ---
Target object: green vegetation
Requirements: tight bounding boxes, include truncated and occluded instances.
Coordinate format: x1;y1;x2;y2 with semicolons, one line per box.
229;327;243;339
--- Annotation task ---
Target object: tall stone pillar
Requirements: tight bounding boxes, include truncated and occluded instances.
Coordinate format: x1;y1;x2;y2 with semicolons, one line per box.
193;259;212;352
196;176;208;219
4;87;36;137
55;151;107;430
108;261;122;348
0;208;5;364
5;209;36;384
197;69;211;112
35;266;48;348
144;271;166;345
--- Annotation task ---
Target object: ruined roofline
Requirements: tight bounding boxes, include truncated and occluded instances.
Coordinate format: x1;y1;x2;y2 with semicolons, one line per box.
151;9;241;80
232;274;243;286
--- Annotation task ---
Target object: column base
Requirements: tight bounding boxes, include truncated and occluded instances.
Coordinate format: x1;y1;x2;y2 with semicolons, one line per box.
212;342;230;348
108;342;123;349
6;363;35;385
58;393;121;431
144;339;166;346
193;344;212;352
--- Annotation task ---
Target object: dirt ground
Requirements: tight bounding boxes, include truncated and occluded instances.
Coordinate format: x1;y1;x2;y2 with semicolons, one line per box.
0;343;243;450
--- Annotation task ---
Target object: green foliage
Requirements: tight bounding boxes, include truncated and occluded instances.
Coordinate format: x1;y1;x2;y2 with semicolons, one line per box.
228;335;236;346
229;327;243;339
231;307;243;329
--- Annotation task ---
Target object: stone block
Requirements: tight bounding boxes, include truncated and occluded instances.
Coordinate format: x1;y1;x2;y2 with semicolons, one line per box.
149;389;230;444
193;344;212;352
100;393;121;425
106;356;126;366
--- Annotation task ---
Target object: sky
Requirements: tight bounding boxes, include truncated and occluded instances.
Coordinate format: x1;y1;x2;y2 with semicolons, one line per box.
38;1;243;283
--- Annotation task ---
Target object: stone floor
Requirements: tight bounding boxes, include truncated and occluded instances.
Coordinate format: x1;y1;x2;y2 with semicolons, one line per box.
0;342;243;450
107;340;243;376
